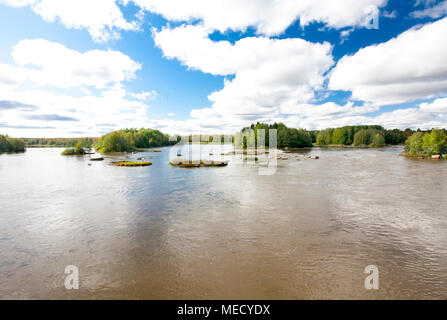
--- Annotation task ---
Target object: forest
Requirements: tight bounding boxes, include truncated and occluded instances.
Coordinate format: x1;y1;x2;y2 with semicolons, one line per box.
237;123;417;149
23;137;97;148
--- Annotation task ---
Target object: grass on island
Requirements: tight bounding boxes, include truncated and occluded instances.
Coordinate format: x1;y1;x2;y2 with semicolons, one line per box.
115;161;152;167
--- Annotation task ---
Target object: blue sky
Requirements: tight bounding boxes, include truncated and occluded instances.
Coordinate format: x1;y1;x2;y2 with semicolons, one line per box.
0;0;446;137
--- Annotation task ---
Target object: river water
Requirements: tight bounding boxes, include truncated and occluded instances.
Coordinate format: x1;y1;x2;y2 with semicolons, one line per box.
0;146;446;299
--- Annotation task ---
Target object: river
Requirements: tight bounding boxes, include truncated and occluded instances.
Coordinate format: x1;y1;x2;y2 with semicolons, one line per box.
0;146;446;299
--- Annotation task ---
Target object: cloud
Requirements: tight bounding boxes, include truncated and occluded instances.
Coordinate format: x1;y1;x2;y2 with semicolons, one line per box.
154;24;334;122
0;100;39;111
419;97;447;112
136;0;387;35
0;63;28;88
128;90;158;101
0;84;152;137
6;39;141;89
24;114;79;121
0;0;141;42
369;106;446;129
412;0;447;18
329;17;447;106
383;10;397;18
0;0;37;7
276;100;447;131
0;38;160;137
1;0;389;40
0;123;56;129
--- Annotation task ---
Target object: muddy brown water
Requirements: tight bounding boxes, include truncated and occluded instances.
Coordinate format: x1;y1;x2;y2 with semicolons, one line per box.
0;146;446;299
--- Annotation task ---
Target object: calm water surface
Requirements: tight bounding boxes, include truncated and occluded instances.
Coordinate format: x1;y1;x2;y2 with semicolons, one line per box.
0;146;446;299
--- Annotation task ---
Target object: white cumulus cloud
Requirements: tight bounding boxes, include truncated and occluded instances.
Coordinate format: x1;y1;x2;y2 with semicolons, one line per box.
329;17;447;106
420;97;447;113
154;24;334;122
0;0;140;42
136;0;387;35
412;0;447;18
8;38;141;89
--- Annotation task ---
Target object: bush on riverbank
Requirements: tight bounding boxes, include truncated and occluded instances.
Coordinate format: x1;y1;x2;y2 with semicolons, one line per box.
0;135;26;153
405;129;447;157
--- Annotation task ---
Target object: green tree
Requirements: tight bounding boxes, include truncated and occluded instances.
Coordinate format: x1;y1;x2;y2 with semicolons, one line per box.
405;132;425;156
372;133;385;147
316;129;332;145
353;130;368;146
421;129;447;156
331;128;347;145
353;129;379;146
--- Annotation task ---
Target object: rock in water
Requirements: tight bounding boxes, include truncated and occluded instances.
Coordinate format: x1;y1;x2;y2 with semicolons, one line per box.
169;158;228;168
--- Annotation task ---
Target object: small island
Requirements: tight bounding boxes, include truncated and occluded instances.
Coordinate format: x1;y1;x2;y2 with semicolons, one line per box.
404;129;446;159
61;141;92;155
0;134;26;153
94;128;174;154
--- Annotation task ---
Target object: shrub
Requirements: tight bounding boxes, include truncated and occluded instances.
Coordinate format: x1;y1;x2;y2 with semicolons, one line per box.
405;130;446;156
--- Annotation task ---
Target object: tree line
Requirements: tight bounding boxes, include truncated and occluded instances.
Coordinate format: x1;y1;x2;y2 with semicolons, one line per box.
315;125;411;147
23;137;97;148
3;125;446;156
236;123;446;152
0;135;26;153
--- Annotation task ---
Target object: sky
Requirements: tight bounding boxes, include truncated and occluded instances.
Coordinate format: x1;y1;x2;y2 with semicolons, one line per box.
0;0;446;137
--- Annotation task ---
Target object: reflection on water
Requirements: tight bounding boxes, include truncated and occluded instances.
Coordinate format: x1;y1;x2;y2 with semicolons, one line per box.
0;146;446;299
